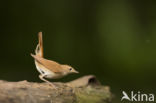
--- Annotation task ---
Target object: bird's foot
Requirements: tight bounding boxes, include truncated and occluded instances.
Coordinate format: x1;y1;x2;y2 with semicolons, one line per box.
48;82;58;89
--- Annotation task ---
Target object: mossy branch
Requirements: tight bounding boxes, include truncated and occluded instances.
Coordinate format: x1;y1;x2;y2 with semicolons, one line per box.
0;75;113;103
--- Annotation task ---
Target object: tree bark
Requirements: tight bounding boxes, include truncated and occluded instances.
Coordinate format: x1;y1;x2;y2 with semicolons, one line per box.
0;75;113;103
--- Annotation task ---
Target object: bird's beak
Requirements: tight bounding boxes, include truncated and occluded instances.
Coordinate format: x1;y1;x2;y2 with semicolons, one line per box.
74;70;79;73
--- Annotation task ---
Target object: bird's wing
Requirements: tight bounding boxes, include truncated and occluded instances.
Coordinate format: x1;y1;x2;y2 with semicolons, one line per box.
31;54;63;73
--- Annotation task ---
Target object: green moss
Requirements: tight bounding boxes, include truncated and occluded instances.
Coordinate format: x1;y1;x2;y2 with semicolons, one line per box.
75;86;112;103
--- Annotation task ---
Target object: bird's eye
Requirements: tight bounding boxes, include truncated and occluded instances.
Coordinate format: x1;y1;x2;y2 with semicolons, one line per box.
69;68;72;71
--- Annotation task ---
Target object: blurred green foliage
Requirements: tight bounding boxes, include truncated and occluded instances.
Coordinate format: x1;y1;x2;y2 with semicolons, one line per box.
0;0;156;102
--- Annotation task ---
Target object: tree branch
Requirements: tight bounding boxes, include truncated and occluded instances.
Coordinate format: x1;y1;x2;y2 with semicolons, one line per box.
0;75;112;103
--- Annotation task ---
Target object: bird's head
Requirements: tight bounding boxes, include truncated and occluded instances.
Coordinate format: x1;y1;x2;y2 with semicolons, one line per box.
61;64;79;74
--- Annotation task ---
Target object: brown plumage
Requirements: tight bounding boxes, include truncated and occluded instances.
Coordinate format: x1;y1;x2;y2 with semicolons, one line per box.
31;32;79;88
31;54;63;73
35;32;43;57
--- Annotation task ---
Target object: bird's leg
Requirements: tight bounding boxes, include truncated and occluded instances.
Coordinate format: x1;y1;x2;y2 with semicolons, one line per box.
39;74;57;89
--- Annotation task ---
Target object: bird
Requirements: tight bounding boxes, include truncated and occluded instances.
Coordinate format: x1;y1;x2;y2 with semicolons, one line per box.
31;32;79;88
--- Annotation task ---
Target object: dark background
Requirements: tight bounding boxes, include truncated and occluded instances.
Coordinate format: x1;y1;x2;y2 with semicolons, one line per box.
0;0;156;102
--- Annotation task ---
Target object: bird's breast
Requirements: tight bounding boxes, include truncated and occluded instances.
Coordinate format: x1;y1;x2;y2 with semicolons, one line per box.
45;72;65;79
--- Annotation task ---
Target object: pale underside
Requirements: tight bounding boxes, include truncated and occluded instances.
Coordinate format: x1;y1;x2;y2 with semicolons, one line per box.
35;61;67;79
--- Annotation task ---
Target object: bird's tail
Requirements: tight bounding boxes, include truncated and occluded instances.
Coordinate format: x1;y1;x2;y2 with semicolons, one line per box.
35;32;44;57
